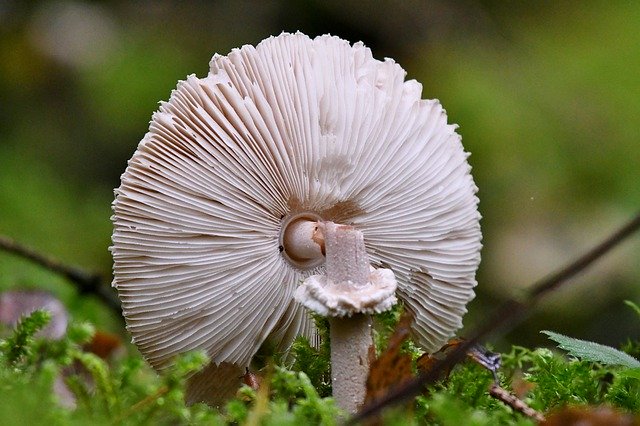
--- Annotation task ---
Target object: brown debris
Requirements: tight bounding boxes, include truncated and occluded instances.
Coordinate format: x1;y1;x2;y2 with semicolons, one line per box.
364;313;414;406
242;367;262;391
489;384;545;423
541;405;639;426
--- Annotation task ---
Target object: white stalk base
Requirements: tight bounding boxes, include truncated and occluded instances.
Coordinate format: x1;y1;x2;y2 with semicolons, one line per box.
329;314;373;414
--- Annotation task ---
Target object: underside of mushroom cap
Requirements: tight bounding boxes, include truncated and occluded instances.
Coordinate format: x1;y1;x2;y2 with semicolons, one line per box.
111;32;481;402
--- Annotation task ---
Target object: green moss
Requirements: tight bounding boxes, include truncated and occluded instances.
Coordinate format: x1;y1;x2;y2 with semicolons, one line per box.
606;375;640;412
1;310;639;425
1;309;51;365
289;314;332;397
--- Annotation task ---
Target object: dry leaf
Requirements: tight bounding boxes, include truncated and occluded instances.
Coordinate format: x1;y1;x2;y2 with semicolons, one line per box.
242;368;262;391
84;330;123;359
542;405;639;426
364;312;414;405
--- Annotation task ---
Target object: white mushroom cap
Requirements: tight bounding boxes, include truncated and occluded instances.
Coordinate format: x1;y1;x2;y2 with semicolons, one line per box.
111;32;481;404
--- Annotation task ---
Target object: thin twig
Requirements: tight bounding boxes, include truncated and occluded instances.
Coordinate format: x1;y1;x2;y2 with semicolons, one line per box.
351;211;640;424
489;384;545;422
0;234;121;314
529;212;640;300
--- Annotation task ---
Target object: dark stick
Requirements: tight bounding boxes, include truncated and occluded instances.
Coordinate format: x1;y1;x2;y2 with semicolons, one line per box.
489;384;545;422
351;211;640;424
529;212;640;300
0;235;121;314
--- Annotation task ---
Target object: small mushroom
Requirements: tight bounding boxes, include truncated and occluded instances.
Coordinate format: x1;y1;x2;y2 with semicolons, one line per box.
111;32;481;406
0;290;68;339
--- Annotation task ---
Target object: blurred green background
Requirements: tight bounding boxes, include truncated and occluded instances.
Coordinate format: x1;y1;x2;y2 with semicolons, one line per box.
1;1;638;350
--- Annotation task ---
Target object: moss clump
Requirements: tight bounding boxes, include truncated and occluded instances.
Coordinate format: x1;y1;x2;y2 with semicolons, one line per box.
1;309;639;425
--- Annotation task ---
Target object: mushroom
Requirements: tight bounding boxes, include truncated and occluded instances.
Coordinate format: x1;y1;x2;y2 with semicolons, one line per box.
111;32;481;407
0;290;68;339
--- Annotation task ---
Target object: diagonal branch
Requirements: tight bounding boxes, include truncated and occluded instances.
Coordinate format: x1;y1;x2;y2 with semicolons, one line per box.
351;211;640;424
0;235;121;314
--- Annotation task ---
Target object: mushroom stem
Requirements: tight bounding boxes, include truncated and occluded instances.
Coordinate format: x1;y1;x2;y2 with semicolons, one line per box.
324;223;373;413
294;222;397;413
329;314;372;413
325;224;368;287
